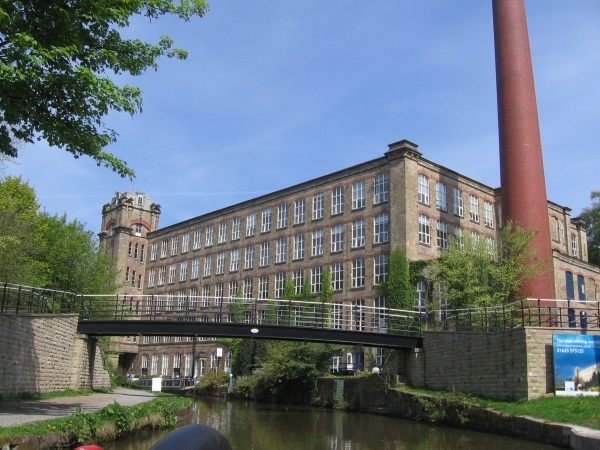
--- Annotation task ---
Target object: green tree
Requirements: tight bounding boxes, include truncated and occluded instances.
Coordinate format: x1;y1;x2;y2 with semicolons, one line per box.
579;191;600;266
430;221;545;308
380;248;414;311
0;0;209;177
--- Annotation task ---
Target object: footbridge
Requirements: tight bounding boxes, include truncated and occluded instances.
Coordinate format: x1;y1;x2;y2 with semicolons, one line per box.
1;283;424;349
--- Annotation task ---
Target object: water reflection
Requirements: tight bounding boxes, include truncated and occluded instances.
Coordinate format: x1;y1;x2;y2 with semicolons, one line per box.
103;398;562;450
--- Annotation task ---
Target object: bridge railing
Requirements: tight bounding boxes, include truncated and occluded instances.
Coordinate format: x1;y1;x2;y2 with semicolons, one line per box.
0;282;81;315
78;293;425;336
426;298;600;332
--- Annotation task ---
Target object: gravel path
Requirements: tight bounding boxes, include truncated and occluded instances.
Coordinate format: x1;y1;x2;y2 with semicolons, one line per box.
0;388;156;428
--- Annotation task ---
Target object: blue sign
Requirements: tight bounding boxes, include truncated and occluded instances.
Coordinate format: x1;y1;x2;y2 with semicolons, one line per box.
553;334;600;396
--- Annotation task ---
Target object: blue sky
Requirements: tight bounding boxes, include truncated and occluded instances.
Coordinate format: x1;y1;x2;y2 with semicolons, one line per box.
5;1;600;233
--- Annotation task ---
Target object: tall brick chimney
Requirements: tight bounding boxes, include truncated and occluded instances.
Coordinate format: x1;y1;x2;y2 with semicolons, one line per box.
492;0;555;299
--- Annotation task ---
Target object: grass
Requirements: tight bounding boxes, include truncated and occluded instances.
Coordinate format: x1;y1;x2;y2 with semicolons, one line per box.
0;392;191;442
401;386;600;430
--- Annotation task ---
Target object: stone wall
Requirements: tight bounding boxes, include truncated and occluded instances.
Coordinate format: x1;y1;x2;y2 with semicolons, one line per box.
403;327;600;400
0;315;110;397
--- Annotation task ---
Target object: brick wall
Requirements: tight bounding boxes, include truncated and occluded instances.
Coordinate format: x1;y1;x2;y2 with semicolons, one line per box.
404;327;600;400
0;315;110;397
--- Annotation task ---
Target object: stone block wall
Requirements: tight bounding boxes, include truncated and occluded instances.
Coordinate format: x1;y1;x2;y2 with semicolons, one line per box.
0;314;110;397
404;327;600;400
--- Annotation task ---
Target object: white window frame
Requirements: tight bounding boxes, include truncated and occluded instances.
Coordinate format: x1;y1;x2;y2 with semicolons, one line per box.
245;245;254;269
437;220;448;250
352;180;365;209
312;229;324;256
374;213;389;244
261;208;272;233
332;262;343;291
293;233;305;260
453;188;463;217
150;242;158;261
160;239;168;258
171;235;179;256
230;248;240;272
436;181;447;211
181;232;190;253
260;241;270;266
469;195;479;223
294;198;306;225
276;237;287;263
193;228;202;250
331;224;344;253
259;275;269;299
158;266;166;285
275;272;285;298
374;254;389;284
217;252;225;274
418;174;429;205
180;261;188;281
191;257;200;279
418;214;431;245
374;173;389;204
484;201;494;228
332;187;345;215
277;203;288;229
218;221;227;244
243;278;253;299
313;192;324;220
352;258;365;288
352;219;366;248
204;254;212;277
168;264;177;284
311;266;322;294
205;224;214;246
293;269;304;295
232;217;241;240
246;213;256;237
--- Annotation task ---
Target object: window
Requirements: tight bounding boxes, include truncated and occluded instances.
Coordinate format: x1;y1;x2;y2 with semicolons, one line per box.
454;227;464;250
436;181;447;211
352;219;366;248
374;213;389;244
173;353;181;373
261;209;272;233
374;173;389;204
245;245;254;269
260;241;270;266
184;354;193;377
332;262;344;291
485;236;495;255
229;280;238;298
418;174;429;205
293;269;304;295
558;221;564;244
180;261;188;281
147;269;156;288
276;237;287;263
128;242;133;257
205;224;214;246
202;285;211;306
181;232;190;253
578;275;586;301
160;239;168;258
246;213;256;237
190;287;198;307
352;258;365;288
217;252;225;274
204;255;212;277
295;198;306;224
230;248;240;271
332;302;342;329
566;271;575;300
140;244;145;262
168;264;176;284
259;275;269;299
161;355;170;376
293;234;305;260
331;224;344;253
416;280;427;312
571;235;578;257
171;235;179;256
150;242;158;261
312;192;324;220
484;201;494;228
158;266;166;285
453;188;463;217
215;283;223;305
191;257;200;279
275;272;285;298
312;229;324;256
332;187;344;215
277;203;288;229
312;266;322;293
243;278;253;299
374;254;389;284
469;195;479;223
193;229;202;250
141;354;149;371
437;221;448;249
151;354;159;376
232;217;241;240
352;180;366;209
418;214;430;245
125;266;130;282
218;221;227;244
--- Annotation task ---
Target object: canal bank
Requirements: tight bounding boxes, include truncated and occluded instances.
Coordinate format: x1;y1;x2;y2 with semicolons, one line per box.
312;376;600;450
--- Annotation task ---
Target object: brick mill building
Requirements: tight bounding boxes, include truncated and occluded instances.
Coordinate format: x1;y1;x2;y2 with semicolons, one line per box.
99;139;600;378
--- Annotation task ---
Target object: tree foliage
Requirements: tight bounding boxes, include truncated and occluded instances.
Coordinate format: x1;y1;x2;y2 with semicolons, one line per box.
0;175;117;293
579;191;600;266
429;221;546;308
0;0;209;177
380;248;415;310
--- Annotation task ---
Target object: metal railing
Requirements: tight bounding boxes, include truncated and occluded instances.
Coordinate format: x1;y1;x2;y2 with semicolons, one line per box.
2;283;598;335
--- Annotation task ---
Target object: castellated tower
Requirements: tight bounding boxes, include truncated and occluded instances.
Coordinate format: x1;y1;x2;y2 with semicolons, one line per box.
98;191;160;364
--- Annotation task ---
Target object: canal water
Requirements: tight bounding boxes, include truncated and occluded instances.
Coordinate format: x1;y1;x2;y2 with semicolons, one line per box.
102;397;562;450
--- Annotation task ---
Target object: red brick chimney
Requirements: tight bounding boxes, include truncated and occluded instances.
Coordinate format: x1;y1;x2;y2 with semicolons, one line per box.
492;0;555;299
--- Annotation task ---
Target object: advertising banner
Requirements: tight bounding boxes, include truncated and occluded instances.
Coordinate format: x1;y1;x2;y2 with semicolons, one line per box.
553;334;600;396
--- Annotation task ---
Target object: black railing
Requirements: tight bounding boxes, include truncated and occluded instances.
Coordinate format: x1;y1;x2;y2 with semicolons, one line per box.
2;283;599;335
